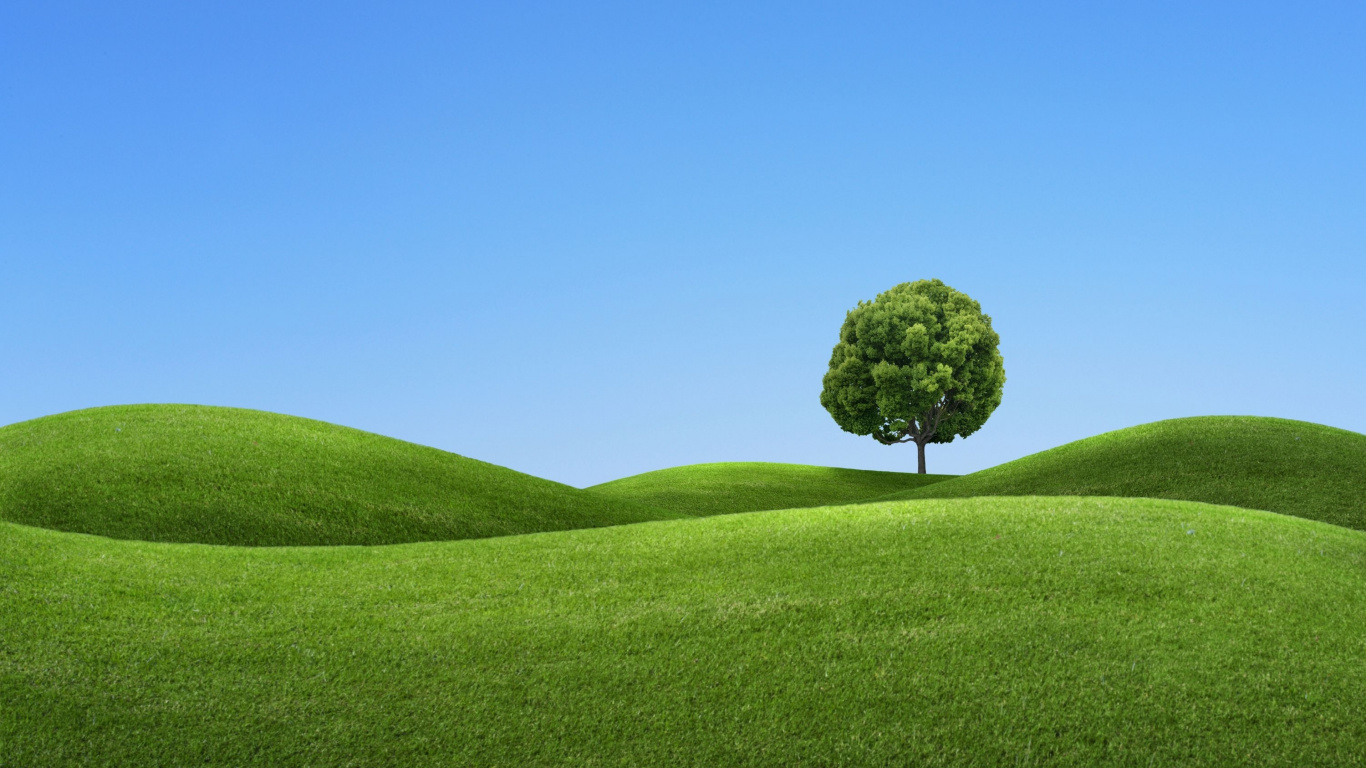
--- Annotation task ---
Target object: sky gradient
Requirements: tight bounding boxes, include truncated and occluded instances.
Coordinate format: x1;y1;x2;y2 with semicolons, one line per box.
3;2;1363;486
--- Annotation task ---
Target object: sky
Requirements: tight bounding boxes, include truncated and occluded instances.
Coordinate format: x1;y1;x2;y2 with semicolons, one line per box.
3;1;1363;486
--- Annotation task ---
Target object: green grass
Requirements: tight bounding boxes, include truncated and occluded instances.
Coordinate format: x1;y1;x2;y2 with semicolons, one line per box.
885;416;1366;531
8;409;1366;763
4;496;1365;766
0;404;684;546
588;461;953;515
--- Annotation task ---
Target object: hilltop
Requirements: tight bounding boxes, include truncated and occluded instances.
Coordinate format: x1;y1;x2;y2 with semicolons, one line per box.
0;404;683;546
886;416;1366;530
587;461;951;515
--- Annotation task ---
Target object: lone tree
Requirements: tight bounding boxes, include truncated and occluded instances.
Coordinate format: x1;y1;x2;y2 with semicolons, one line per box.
820;279;1005;474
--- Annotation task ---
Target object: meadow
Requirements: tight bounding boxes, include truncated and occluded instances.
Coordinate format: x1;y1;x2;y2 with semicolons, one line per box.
4;405;1366;766
0;405;681;546
889;416;1366;530
588;461;952;515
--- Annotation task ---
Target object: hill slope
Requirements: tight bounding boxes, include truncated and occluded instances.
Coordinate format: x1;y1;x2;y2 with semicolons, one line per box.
885;416;1366;531
0;404;683;546
587;461;952;515
5;497;1366;766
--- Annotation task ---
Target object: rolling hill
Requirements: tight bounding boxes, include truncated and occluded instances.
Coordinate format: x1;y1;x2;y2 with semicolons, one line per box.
4;496;1365;766
0;404;684;546
587;461;952;515
885;416;1366;531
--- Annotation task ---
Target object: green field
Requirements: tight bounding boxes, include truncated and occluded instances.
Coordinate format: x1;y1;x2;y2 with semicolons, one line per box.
5;407;1366;766
888;416;1366;531
0;404;683;546
588;461;952;515
5;497;1365;766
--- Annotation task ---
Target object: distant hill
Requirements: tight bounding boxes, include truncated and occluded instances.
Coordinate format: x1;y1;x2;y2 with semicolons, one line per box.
0;404;684;546
588;461;952;515
885;416;1366;530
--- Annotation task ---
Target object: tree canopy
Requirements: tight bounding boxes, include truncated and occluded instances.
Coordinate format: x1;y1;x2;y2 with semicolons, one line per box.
820;279;1005;473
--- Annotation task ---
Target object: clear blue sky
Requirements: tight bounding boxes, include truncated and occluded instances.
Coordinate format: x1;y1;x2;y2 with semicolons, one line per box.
3;2;1363;486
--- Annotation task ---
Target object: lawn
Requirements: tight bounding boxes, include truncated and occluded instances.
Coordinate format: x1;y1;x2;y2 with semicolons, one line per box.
0;404;683;546
6;409;1366;766
887;416;1366;531
4;496;1365;766
588;461;952;515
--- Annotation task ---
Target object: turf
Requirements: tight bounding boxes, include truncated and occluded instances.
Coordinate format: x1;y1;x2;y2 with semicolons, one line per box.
587;461;953;515
883;416;1366;531
0;404;684;546
4;496;1366;767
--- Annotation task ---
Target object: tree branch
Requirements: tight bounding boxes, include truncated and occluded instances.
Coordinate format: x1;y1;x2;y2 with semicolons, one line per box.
915;395;959;445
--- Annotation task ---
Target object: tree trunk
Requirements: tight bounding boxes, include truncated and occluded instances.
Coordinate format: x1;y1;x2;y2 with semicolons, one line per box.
916;441;927;474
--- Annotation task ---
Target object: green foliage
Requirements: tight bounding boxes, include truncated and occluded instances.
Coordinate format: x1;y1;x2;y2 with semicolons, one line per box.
885;416;1366;531
0;404;684;546
820;279;1004;471
587;462;953;515
5;497;1366;766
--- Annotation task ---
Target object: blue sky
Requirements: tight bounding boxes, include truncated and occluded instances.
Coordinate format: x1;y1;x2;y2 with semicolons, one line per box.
3;1;1363;486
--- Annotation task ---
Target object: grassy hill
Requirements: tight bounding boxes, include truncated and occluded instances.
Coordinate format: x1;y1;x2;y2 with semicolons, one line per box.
588;461;952;515
0;404;683;546
884;416;1366;531
4;496;1366;766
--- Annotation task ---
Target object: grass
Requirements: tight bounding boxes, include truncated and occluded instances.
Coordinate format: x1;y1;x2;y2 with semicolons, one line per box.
587;461;953;515
0;404;684;546
4;496;1366;766
885;416;1366;531
7;408;1366;763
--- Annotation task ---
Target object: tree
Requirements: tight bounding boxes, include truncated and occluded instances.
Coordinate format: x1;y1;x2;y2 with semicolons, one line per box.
820;279;1005;474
